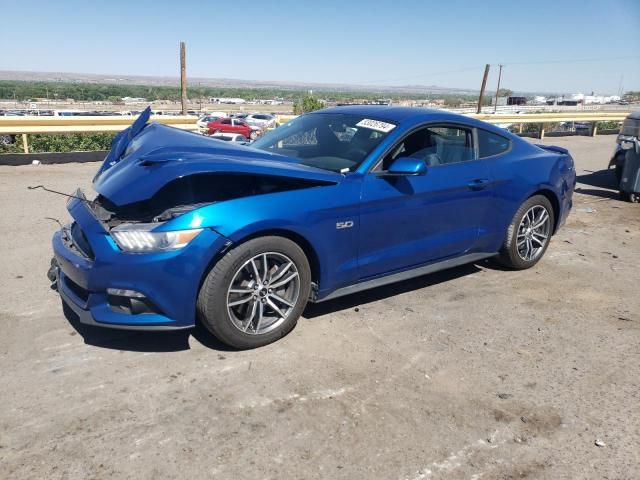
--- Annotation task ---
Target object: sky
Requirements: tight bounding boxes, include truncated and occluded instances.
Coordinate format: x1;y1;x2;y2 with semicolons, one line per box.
2;0;639;94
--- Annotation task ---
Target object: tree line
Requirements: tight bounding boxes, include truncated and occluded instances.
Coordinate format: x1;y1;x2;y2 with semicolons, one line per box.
0;80;486;106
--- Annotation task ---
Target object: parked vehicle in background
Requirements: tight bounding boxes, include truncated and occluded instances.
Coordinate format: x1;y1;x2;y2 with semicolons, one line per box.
207;117;260;140
0;134;16;145
574;122;591;133
197;114;225;130
50;106;575;349
245;113;278;129
210;132;249;144
610;111;640;202
609;111;640;183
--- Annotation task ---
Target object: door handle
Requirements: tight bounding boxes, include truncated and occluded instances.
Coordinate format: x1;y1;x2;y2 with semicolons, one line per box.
467;178;490;191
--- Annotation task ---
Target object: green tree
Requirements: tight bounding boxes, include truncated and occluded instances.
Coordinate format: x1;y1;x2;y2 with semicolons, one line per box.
293;95;325;114
498;88;513;97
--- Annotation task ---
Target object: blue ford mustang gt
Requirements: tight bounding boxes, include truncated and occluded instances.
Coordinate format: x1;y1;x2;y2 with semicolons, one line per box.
51;105;576;348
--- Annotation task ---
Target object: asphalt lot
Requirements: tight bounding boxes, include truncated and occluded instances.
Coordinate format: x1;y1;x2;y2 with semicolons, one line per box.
0;135;638;479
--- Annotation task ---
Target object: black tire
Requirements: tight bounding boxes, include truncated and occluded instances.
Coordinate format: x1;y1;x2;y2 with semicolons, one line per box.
496;195;555;270
197;236;311;349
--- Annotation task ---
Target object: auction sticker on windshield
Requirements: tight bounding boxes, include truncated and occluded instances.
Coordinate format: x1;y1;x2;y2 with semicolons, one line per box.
355;119;396;133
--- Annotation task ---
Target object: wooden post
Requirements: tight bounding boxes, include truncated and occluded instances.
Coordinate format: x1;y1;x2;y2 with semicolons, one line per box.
590;122;598;137
539;125;545;140
518;123;523;134
493;64;503;113
21;134;29;154
180;42;187;115
477;64;490;114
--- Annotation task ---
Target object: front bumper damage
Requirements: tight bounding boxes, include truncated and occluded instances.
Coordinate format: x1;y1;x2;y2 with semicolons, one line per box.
52;190;229;330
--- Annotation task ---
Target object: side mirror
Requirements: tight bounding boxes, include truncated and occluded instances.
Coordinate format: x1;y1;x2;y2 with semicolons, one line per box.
384;156;427;176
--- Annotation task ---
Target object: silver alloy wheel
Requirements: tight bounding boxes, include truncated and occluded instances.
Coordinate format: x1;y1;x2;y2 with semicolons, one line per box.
226;252;300;335
517;205;551;261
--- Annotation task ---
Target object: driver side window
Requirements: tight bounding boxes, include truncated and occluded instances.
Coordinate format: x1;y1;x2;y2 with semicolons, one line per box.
378;125;475;171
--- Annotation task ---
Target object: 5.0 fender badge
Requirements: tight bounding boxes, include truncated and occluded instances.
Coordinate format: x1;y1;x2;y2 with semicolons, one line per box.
336;221;354;229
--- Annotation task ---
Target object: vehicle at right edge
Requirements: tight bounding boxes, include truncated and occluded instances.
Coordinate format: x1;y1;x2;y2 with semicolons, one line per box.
609;111;640;202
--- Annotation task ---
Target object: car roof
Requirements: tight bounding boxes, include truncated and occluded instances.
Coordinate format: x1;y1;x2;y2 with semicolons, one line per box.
313;105;516;135
316;105;479;122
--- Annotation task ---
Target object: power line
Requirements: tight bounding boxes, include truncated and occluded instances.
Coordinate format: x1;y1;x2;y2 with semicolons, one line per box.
502;55;640;66
357;55;639;87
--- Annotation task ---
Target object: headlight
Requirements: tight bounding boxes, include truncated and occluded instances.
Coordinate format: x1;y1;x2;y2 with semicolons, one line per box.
111;223;202;252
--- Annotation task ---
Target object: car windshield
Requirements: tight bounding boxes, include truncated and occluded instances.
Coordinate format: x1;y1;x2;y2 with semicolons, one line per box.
250;113;395;172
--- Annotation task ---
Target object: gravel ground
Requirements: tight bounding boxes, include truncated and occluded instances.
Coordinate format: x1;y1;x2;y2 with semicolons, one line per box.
0;135;638;480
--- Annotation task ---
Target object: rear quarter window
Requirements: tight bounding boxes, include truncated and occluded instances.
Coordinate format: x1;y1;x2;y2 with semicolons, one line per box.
478;129;510;158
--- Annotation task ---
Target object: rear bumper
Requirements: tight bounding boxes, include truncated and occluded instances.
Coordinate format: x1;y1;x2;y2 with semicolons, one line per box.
557;166;576;231
52;193;229;330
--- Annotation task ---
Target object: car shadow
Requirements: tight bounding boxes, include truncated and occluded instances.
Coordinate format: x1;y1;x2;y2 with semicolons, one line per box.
60;299;235;353
304;262;483;319
59;261;487;351
574;168;621;200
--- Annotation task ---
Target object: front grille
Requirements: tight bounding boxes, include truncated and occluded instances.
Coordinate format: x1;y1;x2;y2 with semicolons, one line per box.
63;275;90;303
70;222;95;259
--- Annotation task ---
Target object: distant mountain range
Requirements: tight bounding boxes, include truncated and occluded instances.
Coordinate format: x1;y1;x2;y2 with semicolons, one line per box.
0;70;486;96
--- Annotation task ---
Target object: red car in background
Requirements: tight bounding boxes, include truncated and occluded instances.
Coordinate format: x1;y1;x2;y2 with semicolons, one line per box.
207;117;260;140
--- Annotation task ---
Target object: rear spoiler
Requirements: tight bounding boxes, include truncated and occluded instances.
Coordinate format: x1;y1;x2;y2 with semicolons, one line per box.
534;144;569;155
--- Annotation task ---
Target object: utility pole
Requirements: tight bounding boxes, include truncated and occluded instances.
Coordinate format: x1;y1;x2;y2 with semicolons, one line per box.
618;75;624;97
180;41;187;115
477;64;490;114
493;64;503;113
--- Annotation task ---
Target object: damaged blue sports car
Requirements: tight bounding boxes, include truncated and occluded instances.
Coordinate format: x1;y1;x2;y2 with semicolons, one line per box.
51;106;576;348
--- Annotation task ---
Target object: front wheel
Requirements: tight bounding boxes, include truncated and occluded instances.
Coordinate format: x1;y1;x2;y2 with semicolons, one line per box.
249;131;258;140
496;195;555;270
197;236;311;349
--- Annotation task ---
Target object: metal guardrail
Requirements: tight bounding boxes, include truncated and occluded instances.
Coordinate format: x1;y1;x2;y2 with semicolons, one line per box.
470;112;628;123
0;111;629;153
0;115;199;153
469;112;627;138
0;115;197;133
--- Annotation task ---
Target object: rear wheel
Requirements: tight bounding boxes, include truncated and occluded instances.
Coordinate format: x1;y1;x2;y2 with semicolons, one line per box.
496;195;555;270
197;236;311;349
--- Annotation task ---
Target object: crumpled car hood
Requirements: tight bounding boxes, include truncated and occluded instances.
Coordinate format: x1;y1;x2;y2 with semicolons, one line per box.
93;122;341;206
